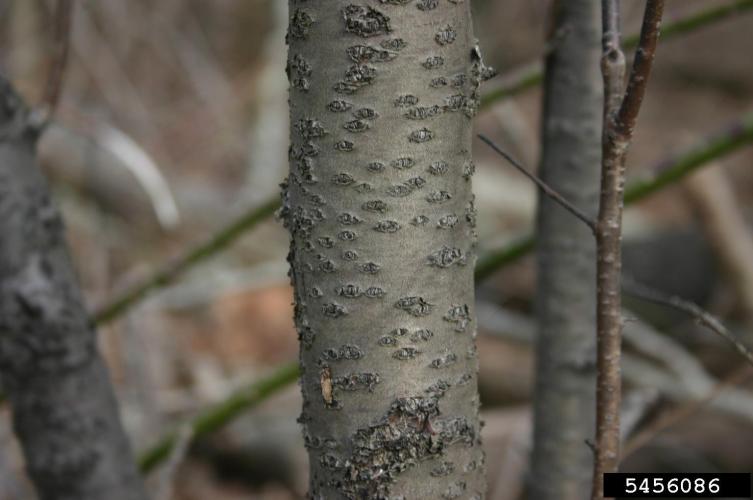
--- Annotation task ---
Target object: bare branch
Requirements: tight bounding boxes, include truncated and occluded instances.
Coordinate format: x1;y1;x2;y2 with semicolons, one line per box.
593;2;664;498
478;134;597;233
623;279;753;368
616;0;665;137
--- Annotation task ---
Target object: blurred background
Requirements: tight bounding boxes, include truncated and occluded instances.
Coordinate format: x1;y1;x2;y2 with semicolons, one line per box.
1;0;753;498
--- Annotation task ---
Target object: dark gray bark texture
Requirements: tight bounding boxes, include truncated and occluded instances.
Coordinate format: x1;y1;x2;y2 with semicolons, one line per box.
530;1;603;499
282;1;487;498
0;77;147;500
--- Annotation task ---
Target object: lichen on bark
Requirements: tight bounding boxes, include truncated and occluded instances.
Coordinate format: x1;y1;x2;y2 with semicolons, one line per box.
283;1;486;498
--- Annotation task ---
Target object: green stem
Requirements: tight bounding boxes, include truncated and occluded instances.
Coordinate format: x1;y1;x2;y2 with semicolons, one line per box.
474;236;535;283
479;0;753;109
476;111;753;277
138;361;299;473
625;111;753;203
92;196;280;325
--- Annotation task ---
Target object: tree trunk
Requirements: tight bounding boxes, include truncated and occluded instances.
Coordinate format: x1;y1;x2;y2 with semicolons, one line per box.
0;77;147;500
283;1;486;498
529;1;602;499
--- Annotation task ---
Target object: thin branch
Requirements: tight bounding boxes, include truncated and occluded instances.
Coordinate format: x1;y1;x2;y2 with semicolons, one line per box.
623;279;753;368
477;134;597;233
479;0;753;109
92;196;279;325
625;111;753;203
41;0;74;118
475;236;534;283
151;424;194;500
592;2;664;498
138;362;299;473
615;0;664;137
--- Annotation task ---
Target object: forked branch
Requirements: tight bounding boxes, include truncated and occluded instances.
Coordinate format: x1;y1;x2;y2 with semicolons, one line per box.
593;2;664;498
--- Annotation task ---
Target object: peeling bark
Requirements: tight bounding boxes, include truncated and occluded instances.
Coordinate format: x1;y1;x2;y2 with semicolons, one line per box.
283;1;486;498
0;77;147;500
529;1;602;499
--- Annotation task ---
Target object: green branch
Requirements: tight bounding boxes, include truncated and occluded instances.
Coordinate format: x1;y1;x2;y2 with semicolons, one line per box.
138;361;299;473
475;111;753;280
474;236;535;283
480;0;753;109
93;197;280;325
625;111;753;203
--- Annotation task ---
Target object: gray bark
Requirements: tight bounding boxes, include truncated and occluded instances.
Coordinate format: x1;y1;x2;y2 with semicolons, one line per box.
529;1;602;499
0;77;147;500
283;1;486;498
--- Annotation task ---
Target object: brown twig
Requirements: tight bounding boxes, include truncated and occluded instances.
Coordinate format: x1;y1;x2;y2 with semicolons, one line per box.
41;0;74;119
623;279;753;368
615;0;664;138
477;134;597;234
593;1;664;499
